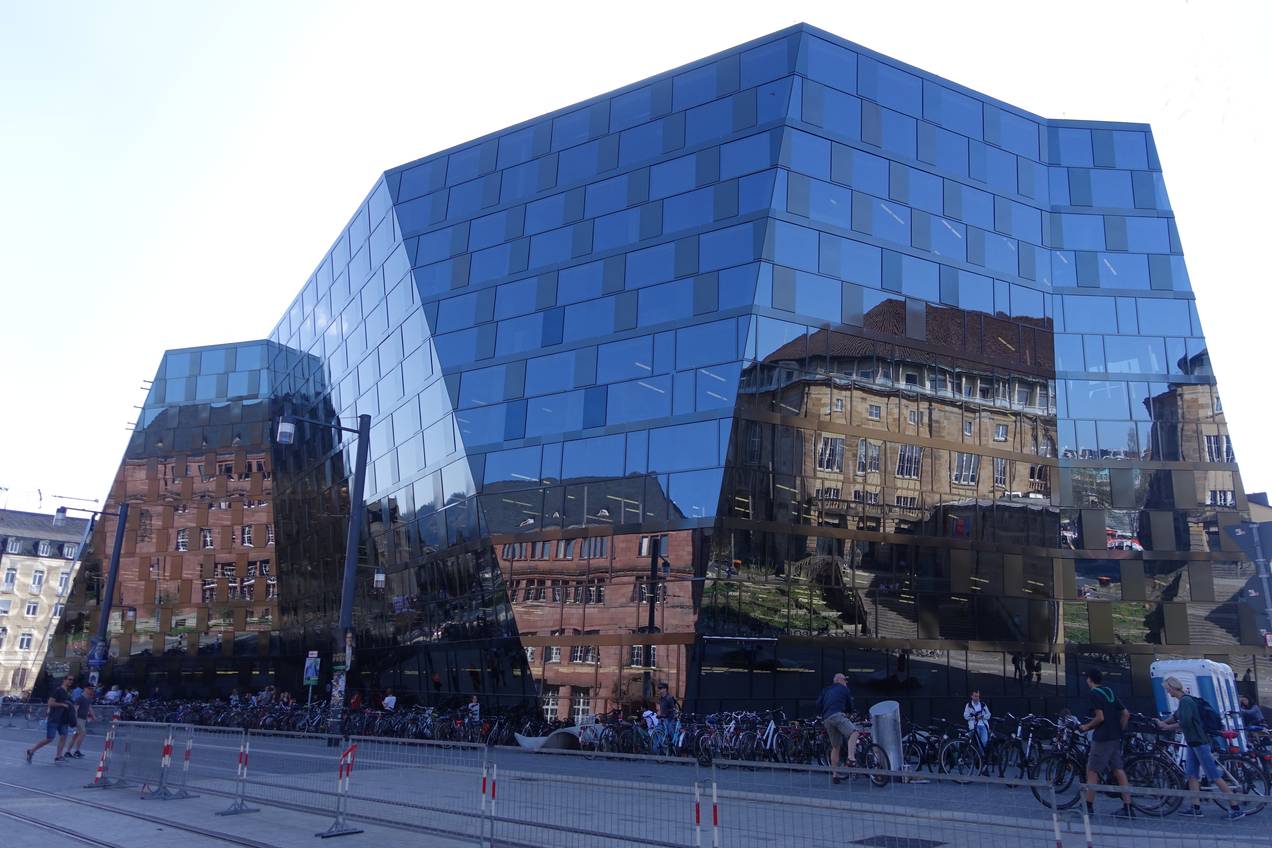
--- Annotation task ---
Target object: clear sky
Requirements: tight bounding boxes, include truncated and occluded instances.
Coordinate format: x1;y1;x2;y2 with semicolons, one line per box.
1;0;1268;515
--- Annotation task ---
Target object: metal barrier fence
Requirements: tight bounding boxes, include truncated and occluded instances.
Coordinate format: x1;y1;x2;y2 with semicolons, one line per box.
103;722;1272;846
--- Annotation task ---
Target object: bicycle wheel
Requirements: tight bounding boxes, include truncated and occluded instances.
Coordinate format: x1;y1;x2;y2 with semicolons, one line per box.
902;740;926;774
858;742;891;786
1123;754;1184;816
1213;754;1269;816
735;731;759;762
992;739;1028;783
940;739;982;782
1032;753;1083;810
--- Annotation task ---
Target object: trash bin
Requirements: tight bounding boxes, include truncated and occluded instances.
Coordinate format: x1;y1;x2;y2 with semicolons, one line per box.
868;700;903;775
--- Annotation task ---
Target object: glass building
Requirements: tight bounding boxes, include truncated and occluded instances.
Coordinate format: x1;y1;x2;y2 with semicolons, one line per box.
52;24;1262;720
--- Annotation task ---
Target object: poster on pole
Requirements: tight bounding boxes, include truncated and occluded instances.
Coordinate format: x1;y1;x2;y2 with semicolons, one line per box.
303;651;321;687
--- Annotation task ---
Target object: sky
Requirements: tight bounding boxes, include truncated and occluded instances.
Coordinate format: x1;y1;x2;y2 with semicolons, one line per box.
1;0;1268;515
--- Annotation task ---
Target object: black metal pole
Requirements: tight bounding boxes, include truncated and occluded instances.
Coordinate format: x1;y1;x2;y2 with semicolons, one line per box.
331;414;371;732
644;536;658;702
89;504;127;680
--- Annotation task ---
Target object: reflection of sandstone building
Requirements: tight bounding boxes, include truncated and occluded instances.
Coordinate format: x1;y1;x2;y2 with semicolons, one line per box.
50;342;284;696
0;510;89;695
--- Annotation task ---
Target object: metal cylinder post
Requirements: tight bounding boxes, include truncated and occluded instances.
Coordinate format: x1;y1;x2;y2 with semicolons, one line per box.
868;699;904;776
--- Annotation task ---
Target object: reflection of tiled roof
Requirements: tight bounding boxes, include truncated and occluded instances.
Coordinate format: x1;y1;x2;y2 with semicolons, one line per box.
0;509;90;542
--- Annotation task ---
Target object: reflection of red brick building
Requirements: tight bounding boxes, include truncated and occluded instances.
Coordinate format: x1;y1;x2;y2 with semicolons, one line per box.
497;527;698;719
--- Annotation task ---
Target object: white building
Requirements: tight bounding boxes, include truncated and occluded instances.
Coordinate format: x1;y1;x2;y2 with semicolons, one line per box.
0;509;90;696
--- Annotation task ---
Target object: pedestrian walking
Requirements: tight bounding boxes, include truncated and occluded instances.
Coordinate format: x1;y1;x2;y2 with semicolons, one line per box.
815;673;858;784
69;683;96;759
963;690;991;749
25;674;75;763
1156;676;1246;819
1079;670;1133;818
656;682;678;749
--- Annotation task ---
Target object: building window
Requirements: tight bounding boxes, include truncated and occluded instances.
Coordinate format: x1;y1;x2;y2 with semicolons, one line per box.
53;603;64;617
571;688;592;724
639;534;668;557
993;457;1008;488
994;424;1009;442
867;404;882;421
18;632;32;651
585;579;605;605
746;422;762;465
547;645;561;663
5;538;18;554
833;397;845;412
11;666;27;688
63;544;78;559
1214;394;1223;414
895;495;919;509
1207;490;1235;507
0;626;5;648
895;445;922;479
816;436;845;472
30;570;45;592
962;420;973;437
581;536;608;559
176;529;189;552
856;439;880;474
570;642;597;664
852;489;880;505
2;569;15;590
816;487;841;501
551;579;565;603
241;525;254;547
909;410;922;425
524;645;535;664
201;528;214;549
0;599;10;615
1205;435;1235;464
541;686;559;721
952;452;980;485
266;524;275;545
37;540;51;557
555;539;575;560
629;644;657;667
522;578;546;602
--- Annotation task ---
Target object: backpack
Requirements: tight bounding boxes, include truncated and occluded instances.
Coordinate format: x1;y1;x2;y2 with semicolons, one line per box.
1187;695;1225;738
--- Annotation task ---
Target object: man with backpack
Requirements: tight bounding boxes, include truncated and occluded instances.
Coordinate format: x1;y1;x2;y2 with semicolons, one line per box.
1156;676;1245;819
1079;670;1133;818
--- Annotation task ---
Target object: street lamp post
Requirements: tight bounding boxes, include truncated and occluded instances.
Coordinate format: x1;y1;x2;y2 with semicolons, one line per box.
643;538;670;702
55;504;129;686
276;413;371;734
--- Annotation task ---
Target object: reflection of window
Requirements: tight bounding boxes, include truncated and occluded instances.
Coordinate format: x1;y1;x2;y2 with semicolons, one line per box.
856;439;880;474
11;666;27;688
548;645;561;663
582;536;608;559
637;580;667;604
1207;490;1235;507
24;600;38;617
240;525;253;547
5;538;19;554
746;422;762;465
833;397;845;412
994;424;1009;442
993;457;1008;488
524;645;535;664
0;599;10;615
53;603;64;617
629;644;657;667
201;528;214;549
952;452;980;485
585;579;605;604
2;569;15;590
1205;435;1234;463
0;627;5;648
852;489;880;505
962;421;973;437
37;541;51;557
570;643;597;664
816;436;845;472
909;410;922;425
895;445;922;479
63;544;78;559
176;529;189;552
639;534;667;557
895;495;918;508
867;404;882;420
816;487;841;500
1214;394;1223;414
541;685;559;720
30;570;44;591
266;524;275;545
522;579;546;602
555;539;575;560
18;632;32;650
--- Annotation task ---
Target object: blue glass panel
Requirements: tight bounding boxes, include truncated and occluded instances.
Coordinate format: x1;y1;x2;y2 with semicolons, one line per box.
495;313;543;356
923;82;982;138
563;434;625;479
821;87;862;139
1062;296;1117;333
594;208;641;251
494;278;537;320
639;279;694;326
1097;253;1150;289
794;270;841;316
664;186;715;233
552;109;592;151
804;36;857;92
771;220;819;272
719;264;759;309
597;336;653;383
784;129;831;180
559;140;602;185
611;86;654;132
558;260;604;304
720;133;772;180
562;296;616;343
859;56;921;117
1136;298;1191;335
618;120;666;169
1067;379;1129;418
585;175;628;218
1113;131;1148;170
458;364;505;408
454;404;505;446
695;361;740;411
741;36;793;87
676;318;737;369
669;468;724;518
469;210;510;251
930;216;966;262
807;179;852;228
500;160;539;204
672;63;716;111
1104;336;1167;373
900;255;938;301
650;154;696;200
607;375;672;424
529;227;573;269
1059;214;1105;251
1124;217;1169;253
686;98;732;147
524;192;566;236
650;420;718;473
700;222;757;272
1090;170;1134;207
626;242;676;288
1053;128;1093;166
485;445;541;486
525;390;586;437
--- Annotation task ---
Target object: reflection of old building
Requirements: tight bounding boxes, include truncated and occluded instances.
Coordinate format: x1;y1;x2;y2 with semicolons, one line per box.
49;342;285;696
49;26;1262;717
0;510;89;695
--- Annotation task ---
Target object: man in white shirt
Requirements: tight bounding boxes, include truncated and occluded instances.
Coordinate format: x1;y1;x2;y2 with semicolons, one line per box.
382;690;397;712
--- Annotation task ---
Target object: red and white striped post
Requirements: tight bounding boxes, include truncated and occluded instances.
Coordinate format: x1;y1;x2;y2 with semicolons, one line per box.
693;781;703;848
217;731;259;816
316;742;362;838
84;718;121;789
710;777;720;848
141;726;194;800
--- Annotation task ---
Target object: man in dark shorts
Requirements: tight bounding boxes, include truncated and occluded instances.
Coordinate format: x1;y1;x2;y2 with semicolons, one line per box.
816;673;858;784
26;675;75;763
69;684;96;758
1079;669;1133;818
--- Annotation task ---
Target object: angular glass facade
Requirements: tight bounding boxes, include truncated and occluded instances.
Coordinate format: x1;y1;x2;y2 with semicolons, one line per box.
52;24;1262;719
